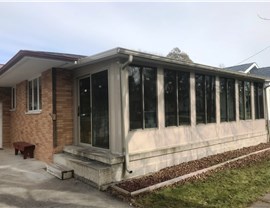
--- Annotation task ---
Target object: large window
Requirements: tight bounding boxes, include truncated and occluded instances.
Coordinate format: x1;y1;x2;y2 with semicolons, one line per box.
164;69;190;126
11;86;16;110
128;66;157;130
220;78;235;122
195;74;216;124
28;77;42;111
238;80;251;120
254;82;264;119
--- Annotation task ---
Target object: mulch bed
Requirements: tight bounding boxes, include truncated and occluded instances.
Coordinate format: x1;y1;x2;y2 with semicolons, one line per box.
116;143;270;192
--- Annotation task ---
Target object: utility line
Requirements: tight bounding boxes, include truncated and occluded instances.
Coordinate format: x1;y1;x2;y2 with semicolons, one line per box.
237;45;270;65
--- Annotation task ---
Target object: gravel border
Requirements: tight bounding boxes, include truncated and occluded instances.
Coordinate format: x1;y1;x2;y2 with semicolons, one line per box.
115;143;270;192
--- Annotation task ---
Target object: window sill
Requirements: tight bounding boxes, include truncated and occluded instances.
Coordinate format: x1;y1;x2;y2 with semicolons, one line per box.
25;110;42;115
9;108;16;112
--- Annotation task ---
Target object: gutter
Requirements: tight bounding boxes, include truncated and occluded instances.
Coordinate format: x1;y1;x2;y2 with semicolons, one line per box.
120;54;133;174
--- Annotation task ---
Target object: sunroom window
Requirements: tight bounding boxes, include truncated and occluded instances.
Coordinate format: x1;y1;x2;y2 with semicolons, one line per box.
195;74;216;124
164;69;190;126
254;82;264;119
238;80;251;120
128;65;157;130
28;77;42;111
220;77;236;122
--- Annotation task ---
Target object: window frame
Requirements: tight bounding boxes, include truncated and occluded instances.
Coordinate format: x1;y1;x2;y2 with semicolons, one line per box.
27;76;42;112
220;77;236;122
254;82;264;119
128;65;158;130
195;73;216;124
164;69;191;127
238;80;252;120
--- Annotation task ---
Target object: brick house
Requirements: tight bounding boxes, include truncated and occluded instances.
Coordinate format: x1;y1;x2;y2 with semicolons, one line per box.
0;48;268;188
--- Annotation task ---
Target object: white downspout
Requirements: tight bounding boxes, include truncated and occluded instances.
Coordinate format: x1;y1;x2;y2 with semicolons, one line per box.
264;83;270;142
120;55;133;174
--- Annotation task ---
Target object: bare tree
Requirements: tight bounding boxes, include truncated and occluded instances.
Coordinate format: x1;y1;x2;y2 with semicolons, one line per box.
167;47;193;63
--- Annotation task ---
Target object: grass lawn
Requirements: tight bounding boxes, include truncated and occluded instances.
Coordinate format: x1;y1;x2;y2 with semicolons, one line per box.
135;159;270;208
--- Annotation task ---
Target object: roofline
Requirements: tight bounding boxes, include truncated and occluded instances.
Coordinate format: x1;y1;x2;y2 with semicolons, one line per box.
116;48;265;81
244;62;259;73
0;50;84;76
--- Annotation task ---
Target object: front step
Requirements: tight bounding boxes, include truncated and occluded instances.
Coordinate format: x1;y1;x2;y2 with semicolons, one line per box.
46;163;74;180
53;153;114;190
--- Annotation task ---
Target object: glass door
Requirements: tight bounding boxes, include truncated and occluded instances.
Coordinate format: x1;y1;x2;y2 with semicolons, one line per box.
79;77;91;144
78;70;109;149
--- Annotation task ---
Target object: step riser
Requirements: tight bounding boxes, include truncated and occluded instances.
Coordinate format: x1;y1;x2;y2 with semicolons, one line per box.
46;164;74;180
53;153;113;189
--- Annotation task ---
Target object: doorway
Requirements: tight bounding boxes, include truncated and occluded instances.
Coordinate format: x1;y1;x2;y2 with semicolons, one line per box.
78;70;109;149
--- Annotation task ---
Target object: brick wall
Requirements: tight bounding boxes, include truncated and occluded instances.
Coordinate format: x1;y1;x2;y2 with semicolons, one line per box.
54;69;74;153
0;87;11;147
10;69;54;162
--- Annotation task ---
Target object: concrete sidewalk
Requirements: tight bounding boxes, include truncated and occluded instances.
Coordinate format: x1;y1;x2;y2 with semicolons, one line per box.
0;149;131;208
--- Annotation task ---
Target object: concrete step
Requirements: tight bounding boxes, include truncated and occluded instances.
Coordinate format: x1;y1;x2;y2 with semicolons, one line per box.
53;153;113;190
46;163;74;180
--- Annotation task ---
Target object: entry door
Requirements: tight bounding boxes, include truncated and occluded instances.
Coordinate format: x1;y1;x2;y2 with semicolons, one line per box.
0;103;2;148
78;70;109;149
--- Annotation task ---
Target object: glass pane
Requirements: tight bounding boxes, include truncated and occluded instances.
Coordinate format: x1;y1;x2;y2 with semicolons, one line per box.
128;66;142;130
227;79;235;121
33;79;38;110
254;83;259;119
143;67;157;128
39;78;42;109
259;83;264;119
92;70;109;149
164;70;177;126
239;81;245;120
178;71;190;125
79;77;91;144
195;74;205;124
220;78;227;122
206;75;216;123
245;81;251;119
28;81;33;111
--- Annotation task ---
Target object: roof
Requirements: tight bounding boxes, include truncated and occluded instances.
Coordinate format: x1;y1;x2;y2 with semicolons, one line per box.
0;47;266;87
225;63;258;73
250;67;270;79
0;50;85;76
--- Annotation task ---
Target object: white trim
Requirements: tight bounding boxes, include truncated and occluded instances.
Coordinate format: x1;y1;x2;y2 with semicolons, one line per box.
27;76;42;112
25;110;42;115
244;63;259;73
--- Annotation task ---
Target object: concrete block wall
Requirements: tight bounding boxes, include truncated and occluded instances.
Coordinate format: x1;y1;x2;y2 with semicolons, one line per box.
0;87;11;147
126;131;267;178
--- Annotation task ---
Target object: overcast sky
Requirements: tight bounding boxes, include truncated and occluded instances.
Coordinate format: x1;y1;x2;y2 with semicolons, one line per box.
1;2;270;68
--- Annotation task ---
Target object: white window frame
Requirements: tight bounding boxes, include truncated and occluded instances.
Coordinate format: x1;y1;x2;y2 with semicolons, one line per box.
27;76;42;113
10;86;16;110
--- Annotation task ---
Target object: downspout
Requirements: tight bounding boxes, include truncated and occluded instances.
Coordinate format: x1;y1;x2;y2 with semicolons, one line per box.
264;83;270;142
52;68;57;148
120;54;133;174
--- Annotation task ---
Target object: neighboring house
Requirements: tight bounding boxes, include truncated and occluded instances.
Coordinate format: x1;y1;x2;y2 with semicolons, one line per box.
226;63;270;121
0;48;268;189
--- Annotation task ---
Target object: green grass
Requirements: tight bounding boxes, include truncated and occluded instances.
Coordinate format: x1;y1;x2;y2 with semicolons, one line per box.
135;159;270;208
